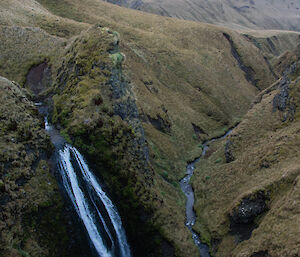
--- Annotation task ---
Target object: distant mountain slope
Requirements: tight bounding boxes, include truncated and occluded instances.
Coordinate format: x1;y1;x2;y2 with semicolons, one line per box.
105;0;300;31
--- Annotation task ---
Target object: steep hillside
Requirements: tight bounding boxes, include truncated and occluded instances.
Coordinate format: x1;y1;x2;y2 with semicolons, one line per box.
49;26;191;257
31;0;295;176
0;77;88;257
0;0;299;256
192;50;300;256
0;26;67;86
104;0;300;31
0;0;87;37
242;30;300;63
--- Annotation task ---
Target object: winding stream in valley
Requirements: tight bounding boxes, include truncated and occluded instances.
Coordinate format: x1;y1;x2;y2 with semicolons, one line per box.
40;95;235;257
180;129;233;257
44;115;131;257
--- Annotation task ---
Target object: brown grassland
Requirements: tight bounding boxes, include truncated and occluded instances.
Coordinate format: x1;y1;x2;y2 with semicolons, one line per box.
0;0;299;256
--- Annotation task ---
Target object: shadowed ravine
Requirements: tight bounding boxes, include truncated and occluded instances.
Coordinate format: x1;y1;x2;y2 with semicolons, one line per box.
180;129;234;257
44;117;131;257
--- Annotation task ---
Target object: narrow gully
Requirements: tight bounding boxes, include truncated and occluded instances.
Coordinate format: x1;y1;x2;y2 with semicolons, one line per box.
40;104;131;257
180;128;234;257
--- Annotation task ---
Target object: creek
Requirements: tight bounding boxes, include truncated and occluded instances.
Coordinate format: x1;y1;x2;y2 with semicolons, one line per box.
180;129;233;257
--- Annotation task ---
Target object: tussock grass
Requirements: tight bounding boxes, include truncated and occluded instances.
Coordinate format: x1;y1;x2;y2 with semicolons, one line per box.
0;26;67;85
0;0;299;256
192;66;300;256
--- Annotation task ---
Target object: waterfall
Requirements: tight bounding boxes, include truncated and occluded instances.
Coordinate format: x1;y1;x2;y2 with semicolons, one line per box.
45;119;131;257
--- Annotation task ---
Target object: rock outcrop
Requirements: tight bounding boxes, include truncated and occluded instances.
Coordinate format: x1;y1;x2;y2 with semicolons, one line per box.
230;191;268;242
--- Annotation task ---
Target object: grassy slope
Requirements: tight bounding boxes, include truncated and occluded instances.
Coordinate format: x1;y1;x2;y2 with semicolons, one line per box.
192;57;300;256
241;30;300;64
0;26;67;86
0;0;299;256
0;0;90;86
0;0;88;37
34;0;278;175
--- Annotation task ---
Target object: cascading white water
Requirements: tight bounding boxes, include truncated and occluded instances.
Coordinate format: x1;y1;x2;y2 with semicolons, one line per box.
59;146;112;257
45;119;131;257
58;145;131;257
71;146;131;257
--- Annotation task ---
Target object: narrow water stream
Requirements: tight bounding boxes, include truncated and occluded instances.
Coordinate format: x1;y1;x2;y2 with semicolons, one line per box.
180;129;233;257
42;110;131;257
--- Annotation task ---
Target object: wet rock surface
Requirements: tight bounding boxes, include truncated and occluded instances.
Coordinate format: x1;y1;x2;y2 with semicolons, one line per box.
225;139;234;163
273;60;300;121
272;77;290;112
109;66;150;164
250;251;270;257
147;114;171;134
25;62;52;95
108;39;151;165
230;191;268;242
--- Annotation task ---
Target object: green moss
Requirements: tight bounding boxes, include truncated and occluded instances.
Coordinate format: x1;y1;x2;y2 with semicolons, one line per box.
194;221;212;247
49;26;173;256
60;129;72;144
17;248;30;257
110;52;124;67
215;158;222;164
0;78;72;257
161;171;169;179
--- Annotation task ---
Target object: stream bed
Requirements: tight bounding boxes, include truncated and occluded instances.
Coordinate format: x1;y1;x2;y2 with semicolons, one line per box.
180;129;233;257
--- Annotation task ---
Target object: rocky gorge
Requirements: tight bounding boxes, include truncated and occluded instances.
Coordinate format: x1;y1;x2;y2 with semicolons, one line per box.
0;0;300;257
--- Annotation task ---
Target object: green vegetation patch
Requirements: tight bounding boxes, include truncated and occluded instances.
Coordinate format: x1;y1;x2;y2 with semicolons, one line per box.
0;77;71;257
110;52;125;67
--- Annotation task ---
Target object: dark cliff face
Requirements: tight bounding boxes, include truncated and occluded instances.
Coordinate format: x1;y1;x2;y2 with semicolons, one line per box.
50;26;175;257
25;62;52;96
273;60;300;122
230;191;268;242
225;139;234;163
